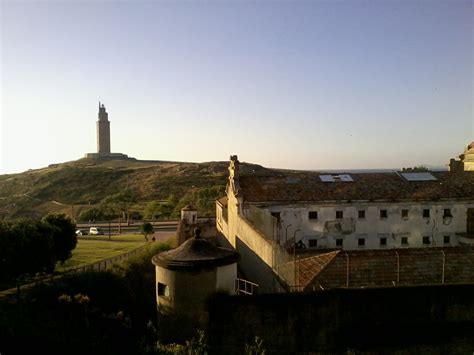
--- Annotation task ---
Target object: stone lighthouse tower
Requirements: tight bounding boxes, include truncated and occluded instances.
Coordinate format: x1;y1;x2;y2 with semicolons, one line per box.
85;102;130;159
97;102;111;154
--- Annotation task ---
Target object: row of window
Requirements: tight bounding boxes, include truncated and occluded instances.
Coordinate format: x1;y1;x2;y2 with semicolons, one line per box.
307;235;451;248
307;208;453;221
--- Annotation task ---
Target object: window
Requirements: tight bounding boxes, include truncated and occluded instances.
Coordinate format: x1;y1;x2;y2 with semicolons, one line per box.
401;237;408;245
423;236;431;245
157;282;170;297
308;211;318;220
336;211;343;219
358;238;365;247
271;212;280;220
380;237;387;246
336;238;343;247
308;239;318;248
444;235;450;244
401;209;409;218
443;209;452;218
423;209;430;218
358;210;365;219
380;210;388;219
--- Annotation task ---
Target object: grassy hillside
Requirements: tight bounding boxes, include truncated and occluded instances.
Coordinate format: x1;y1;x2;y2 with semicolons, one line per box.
0;157;266;219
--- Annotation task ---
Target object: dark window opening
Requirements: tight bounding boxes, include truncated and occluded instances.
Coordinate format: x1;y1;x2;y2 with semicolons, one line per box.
271;212;281;224
358;238;365;247
444;235;450;244
336;211;343;219
468;208;474;234
308;211;318;220
423;236;431;245
308;239;317;247
336;238;343;247
423;209;430;218
443;209;452;218
401;237;408;245
358;210;365;219
402;209;409;218
157;282;170;297
380;237;387;246
380;210;388;219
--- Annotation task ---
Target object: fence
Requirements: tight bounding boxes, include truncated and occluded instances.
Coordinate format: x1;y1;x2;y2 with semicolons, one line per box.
235;278;259;295
0;243;151;299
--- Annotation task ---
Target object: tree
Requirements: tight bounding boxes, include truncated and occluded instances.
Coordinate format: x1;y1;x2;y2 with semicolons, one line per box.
401;165;429;172
140;222;154;242
101;189;137;225
42;213;77;264
144;201;161;220
77;208;104;222
0;215;77;285
101;204;119;240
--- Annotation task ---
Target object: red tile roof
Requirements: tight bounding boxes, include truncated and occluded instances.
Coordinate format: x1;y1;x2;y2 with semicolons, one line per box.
296;247;474;291
238;171;474;203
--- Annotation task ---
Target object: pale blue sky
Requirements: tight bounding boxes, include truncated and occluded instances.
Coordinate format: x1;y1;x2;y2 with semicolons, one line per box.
1;0;472;174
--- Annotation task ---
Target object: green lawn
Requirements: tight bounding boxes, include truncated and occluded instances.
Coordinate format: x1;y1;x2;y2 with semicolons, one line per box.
56;233;148;272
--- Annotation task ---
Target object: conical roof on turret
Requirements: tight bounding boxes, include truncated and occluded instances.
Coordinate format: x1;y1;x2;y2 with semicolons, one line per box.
152;237;239;270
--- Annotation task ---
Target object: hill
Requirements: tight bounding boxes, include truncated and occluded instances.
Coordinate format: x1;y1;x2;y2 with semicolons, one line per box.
0;157;266;220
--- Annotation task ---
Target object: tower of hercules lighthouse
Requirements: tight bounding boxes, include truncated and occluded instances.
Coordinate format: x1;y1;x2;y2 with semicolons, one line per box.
97;102;111;154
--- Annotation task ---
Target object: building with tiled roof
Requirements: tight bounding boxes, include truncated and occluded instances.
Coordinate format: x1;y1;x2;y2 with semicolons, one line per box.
216;154;474;292
294;247;474;292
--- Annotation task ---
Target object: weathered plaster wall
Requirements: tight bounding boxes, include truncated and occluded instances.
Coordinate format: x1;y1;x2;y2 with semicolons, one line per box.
264;201;474;250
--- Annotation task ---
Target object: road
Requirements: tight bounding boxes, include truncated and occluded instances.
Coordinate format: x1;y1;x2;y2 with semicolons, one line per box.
76;220;179;234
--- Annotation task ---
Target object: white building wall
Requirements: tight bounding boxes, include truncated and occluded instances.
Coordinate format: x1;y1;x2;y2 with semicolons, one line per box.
264;201;474;250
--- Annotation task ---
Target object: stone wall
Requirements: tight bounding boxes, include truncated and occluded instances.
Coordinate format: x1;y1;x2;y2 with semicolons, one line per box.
207;284;474;354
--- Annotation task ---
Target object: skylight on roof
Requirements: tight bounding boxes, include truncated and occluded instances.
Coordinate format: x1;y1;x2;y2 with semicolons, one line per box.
400;172;437;181
319;174;353;182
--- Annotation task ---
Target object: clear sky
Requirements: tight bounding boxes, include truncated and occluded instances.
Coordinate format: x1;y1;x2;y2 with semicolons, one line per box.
1;0;472;174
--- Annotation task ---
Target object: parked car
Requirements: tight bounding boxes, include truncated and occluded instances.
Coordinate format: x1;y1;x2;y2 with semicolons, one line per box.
75;229;87;236
89;227;104;235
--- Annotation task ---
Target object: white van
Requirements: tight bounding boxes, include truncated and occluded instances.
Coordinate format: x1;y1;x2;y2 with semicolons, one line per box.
89;227;104;235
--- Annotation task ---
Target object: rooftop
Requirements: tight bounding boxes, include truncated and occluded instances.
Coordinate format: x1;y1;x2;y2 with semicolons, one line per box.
294;247;474;291
238;170;474;203
152;237;239;270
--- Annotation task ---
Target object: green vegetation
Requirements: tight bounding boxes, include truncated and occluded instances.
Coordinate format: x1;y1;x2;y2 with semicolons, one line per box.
401;165;429;172
140;222;154;241
0;158;266;220
56;233;148;271
0;214;76;288
0;241;174;355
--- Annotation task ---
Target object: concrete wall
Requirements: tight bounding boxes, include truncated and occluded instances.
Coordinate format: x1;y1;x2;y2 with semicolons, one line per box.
263;201;474;250
155;265;217;319
181;209;197;225
207;284;474;354
216;263;237;293
155;263;237;315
